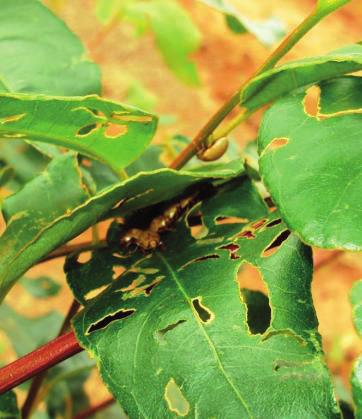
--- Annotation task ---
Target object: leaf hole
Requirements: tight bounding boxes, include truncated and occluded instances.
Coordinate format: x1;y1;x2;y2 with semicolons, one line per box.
180;254;219;270
266;218;282;228
251;218;268;231
266;137;289;152
262;230;291;257
219;243;240;260
192;297;214;323
303;85;321;118
77;251;92;264
215;216;249;225
87;308;136;334
238;264;271;334
158;320;187;337
104;123;128;139
76;123;101;137
84;284;109;301
111;112;153;123
164;378;190;417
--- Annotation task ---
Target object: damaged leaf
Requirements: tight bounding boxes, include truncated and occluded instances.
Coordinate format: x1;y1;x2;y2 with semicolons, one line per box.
258;76;362;250
0;94;158;174
242;44;362;111
73;177;339;417
0;159;243;301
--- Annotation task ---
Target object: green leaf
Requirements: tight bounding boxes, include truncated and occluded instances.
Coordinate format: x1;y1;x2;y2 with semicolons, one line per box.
19;275;61;298
258;77;362;250
350;280;362;417
0;303;63;356
0;140;50;192
0;158;243;300
200;0;286;47
0;0;100;96
0;391;20;419
316;0;352;17
242;44;362;111
128;0;201;85
0;93;158;174
0;154;89;300
73;177;339;417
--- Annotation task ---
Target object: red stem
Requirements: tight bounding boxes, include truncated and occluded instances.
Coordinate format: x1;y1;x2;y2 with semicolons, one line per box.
0;331;82;394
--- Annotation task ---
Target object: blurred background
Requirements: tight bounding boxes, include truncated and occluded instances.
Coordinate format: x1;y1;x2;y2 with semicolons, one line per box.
1;0;361;415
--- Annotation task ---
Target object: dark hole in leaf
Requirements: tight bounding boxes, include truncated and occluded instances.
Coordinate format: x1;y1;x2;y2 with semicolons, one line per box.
264;196;276;210
87;308;135;334
239;230;255;239
144;281;161;296
339;401;354;419
77;123;100;137
192;254;219;263
266;218;282;228
192;298;213;323
158;320;187;336
219;243;240;260
187;214;202;227
262;230;291;257
241;288;271;334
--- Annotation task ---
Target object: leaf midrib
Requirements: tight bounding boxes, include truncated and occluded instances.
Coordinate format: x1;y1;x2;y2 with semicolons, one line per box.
156;252;253;418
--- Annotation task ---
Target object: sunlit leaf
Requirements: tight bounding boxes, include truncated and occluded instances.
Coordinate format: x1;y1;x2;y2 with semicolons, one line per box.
73;177;340;417
0;93;158;174
0;0;100;95
242;44;362;111
258;76;362;250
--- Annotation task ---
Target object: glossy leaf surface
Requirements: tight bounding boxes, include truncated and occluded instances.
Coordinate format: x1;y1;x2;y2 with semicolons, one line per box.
258;77;362;250
0;0;100;95
0;93;157;174
242;44;362;111
73;178;339;418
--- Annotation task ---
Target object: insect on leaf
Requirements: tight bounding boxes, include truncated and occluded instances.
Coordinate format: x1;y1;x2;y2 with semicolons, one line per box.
73;177;340;418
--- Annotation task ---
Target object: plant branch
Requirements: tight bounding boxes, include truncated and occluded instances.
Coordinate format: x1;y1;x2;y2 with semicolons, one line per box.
74;398;115;419
39;240;108;264
169;8;325;170
0;331;82;394
21;300;81;418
